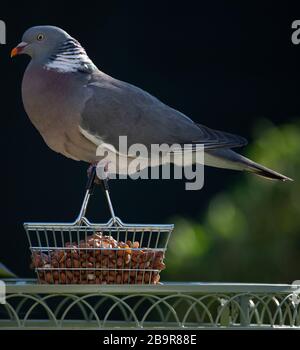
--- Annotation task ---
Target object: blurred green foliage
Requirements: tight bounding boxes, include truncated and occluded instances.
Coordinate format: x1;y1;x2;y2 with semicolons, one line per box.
164;120;300;283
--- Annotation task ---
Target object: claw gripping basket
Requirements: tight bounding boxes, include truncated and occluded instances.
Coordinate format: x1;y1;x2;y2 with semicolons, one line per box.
24;170;173;285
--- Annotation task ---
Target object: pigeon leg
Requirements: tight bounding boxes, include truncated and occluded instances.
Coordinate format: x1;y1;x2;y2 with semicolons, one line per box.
87;161;117;222
87;162;101;184
87;160;111;181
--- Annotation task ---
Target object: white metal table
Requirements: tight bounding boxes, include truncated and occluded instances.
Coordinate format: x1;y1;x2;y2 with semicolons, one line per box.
1;279;299;329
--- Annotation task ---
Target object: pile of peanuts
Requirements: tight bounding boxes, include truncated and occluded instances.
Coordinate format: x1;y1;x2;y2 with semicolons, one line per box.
31;232;166;284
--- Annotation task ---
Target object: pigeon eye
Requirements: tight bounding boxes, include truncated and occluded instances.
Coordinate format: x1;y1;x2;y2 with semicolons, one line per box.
37;33;44;41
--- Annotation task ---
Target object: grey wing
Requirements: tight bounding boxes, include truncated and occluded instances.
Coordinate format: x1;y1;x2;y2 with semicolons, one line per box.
79;75;247;151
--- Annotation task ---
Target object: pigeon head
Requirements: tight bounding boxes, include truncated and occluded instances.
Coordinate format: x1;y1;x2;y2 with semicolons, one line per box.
11;25;96;73
11;26;71;60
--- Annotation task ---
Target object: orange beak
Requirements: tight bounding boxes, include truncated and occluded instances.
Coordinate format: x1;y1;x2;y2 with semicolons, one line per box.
11;42;28;58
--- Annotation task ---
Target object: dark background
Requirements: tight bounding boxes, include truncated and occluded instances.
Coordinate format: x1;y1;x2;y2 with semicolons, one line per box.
0;1;299;277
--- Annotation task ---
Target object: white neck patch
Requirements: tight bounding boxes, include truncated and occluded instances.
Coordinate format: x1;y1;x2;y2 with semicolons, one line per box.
44;39;95;73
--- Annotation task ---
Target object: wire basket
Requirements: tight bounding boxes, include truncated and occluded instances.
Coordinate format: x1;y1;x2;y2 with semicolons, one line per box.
24;168;174;285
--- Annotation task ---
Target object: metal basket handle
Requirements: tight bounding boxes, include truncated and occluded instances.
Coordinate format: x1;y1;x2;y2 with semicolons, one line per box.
74;166;118;226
